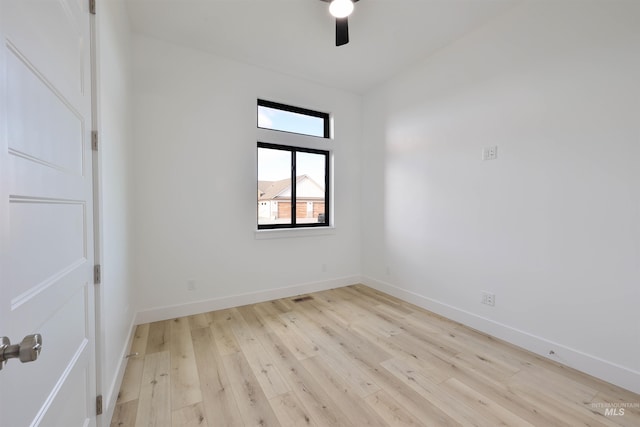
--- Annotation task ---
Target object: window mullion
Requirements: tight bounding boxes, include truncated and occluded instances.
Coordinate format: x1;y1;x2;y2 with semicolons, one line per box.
291;149;297;226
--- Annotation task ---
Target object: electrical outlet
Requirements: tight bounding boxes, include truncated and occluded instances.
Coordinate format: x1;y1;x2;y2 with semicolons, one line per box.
482;145;498;161
321;263;327;272
187;280;196;291
481;292;495;306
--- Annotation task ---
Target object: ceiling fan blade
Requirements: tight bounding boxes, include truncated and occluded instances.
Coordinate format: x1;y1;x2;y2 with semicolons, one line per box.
336;17;349;46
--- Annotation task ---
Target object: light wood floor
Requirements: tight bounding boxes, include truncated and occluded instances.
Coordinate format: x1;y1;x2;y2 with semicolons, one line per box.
111;285;639;427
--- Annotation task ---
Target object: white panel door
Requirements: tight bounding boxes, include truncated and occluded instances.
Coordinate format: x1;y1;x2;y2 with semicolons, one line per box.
0;0;96;426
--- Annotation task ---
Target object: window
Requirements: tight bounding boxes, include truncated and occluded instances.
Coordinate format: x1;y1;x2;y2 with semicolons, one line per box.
257;99;330;138
257;100;331;230
257;143;330;229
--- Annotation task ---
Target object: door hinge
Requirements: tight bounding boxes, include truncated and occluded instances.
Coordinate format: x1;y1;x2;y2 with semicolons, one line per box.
94;264;101;285
96;395;103;415
89;0;96;15
91;130;98;151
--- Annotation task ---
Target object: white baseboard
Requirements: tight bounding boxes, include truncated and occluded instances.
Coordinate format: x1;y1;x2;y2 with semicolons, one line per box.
135;275;362;325
103;315;138;426
362;276;640;395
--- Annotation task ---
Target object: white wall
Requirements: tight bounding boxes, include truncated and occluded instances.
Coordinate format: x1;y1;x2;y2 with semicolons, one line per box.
131;35;362;322
95;0;136;420
361;1;640;393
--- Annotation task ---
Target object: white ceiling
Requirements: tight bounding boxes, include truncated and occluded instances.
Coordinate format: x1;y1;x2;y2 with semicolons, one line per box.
126;0;517;94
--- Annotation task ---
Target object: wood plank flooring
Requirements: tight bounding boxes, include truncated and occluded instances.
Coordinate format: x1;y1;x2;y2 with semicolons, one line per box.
111;285;640;427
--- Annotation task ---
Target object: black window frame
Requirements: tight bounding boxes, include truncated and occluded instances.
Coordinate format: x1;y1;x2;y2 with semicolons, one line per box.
257;142;330;230
257;99;331;139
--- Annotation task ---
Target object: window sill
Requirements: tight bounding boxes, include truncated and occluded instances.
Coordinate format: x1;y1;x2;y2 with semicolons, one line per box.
254;226;336;240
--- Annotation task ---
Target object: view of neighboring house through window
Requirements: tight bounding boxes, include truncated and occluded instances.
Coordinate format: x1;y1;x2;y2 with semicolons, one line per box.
257;99;331;230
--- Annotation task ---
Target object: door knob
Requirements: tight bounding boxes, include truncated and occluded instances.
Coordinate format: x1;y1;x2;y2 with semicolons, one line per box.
0;334;43;370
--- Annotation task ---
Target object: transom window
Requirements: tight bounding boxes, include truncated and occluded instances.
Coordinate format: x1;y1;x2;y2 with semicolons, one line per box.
257;99;330;138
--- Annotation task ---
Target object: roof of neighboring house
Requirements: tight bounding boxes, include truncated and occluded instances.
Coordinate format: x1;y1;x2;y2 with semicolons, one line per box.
258;175;321;201
258;177;291;201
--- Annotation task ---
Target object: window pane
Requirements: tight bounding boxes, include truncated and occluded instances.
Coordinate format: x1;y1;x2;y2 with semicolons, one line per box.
295;151;326;225
258;105;326;137
258;147;292;226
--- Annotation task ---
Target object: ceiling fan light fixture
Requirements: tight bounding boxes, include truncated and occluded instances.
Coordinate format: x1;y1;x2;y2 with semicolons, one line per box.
329;0;354;18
